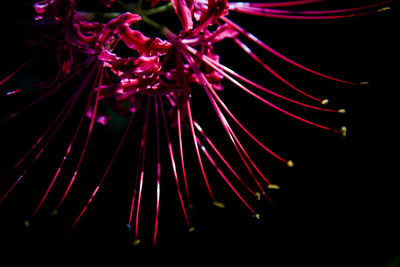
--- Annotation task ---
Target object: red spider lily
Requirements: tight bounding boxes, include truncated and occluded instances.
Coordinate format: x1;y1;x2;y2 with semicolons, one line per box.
0;0;392;246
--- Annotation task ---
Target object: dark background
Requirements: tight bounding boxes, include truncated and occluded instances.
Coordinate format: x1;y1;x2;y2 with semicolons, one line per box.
0;0;398;263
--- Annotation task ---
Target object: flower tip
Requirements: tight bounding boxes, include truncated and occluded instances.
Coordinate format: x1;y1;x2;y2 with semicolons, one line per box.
51;209;58;216
132;239;141;246
267;184;280;190
340;126;347;137
321;99;329;105
287;160;294;168
213;201;226;209
378;7;391;13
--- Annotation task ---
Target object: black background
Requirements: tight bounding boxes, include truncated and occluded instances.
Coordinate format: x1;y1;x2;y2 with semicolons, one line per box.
0;0;398;263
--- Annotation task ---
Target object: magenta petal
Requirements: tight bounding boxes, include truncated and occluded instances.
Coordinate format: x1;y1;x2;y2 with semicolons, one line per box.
118;26;172;56
171;0;194;32
98;12;142;47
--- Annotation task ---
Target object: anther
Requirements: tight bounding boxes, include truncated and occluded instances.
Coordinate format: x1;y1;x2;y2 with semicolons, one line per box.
287;160;294;168
51;209;58;216
254;192;261;200
340;126;347;137
321;99;329;105
132;239;141;246
268;184;280;190
360;81;369;85
189;227;195;233
338;109;346;114
24;220;30;228
213;201;225;208
378;7;391;12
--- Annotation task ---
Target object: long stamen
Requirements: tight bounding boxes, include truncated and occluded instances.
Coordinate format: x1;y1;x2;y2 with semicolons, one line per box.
193;45;343;112
179;46;274;198
70;113;135;229
229;0;324;9
199;140;258;217
186;100;215;202
133;97;151;245
221;17;359;85
229;1;392;19
57;65;104;209
159;96;191;228
1;64;97;205
194;121;256;197
0;51;41;87
185;43;344;135
232;37;323;102
177;108;192;207
153;96;161;246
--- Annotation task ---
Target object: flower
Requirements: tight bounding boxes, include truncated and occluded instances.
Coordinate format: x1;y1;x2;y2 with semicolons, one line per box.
0;0;392;246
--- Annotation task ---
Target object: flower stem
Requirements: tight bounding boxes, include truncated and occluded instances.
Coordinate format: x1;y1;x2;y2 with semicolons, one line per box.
116;0;175;37
143;2;173;16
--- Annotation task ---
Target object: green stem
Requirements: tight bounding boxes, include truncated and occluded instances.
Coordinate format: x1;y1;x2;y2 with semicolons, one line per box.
115;0;175;37
143;2;173;16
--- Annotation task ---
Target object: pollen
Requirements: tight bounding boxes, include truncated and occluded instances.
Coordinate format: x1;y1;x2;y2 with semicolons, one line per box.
268;184;280;190
341;126;347;137
213;201;226;209
321;99;329;105
287;160;294;168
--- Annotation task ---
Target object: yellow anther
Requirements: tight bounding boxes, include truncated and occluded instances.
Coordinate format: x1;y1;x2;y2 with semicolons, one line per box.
268;184;280;190
338;109;346;114
287;160;294;168
132;239;141;246
341;126;347;137
360;81;369;85
213;201;225;209
321;99;329;105
51;209;58;216
24;220;30;228
254;192;261;200
189;227;195;233
378;7;391;12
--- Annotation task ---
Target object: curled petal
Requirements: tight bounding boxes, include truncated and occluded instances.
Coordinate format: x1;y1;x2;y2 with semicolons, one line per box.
97;12;142;47
118;26;172;56
71;14;103;47
208;23;238;43
100;50;162;78
171;0;194;32
34;0;55;19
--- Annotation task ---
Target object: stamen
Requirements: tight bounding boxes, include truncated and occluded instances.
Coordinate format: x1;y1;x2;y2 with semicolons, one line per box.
186;100;216;201
200;143;257;216
221;17;358;85
0;51;40;87
70;113;135;229
159;97;192;228
233;37;323;102
57;65;105;209
153;96;161;246
184;43;344;113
